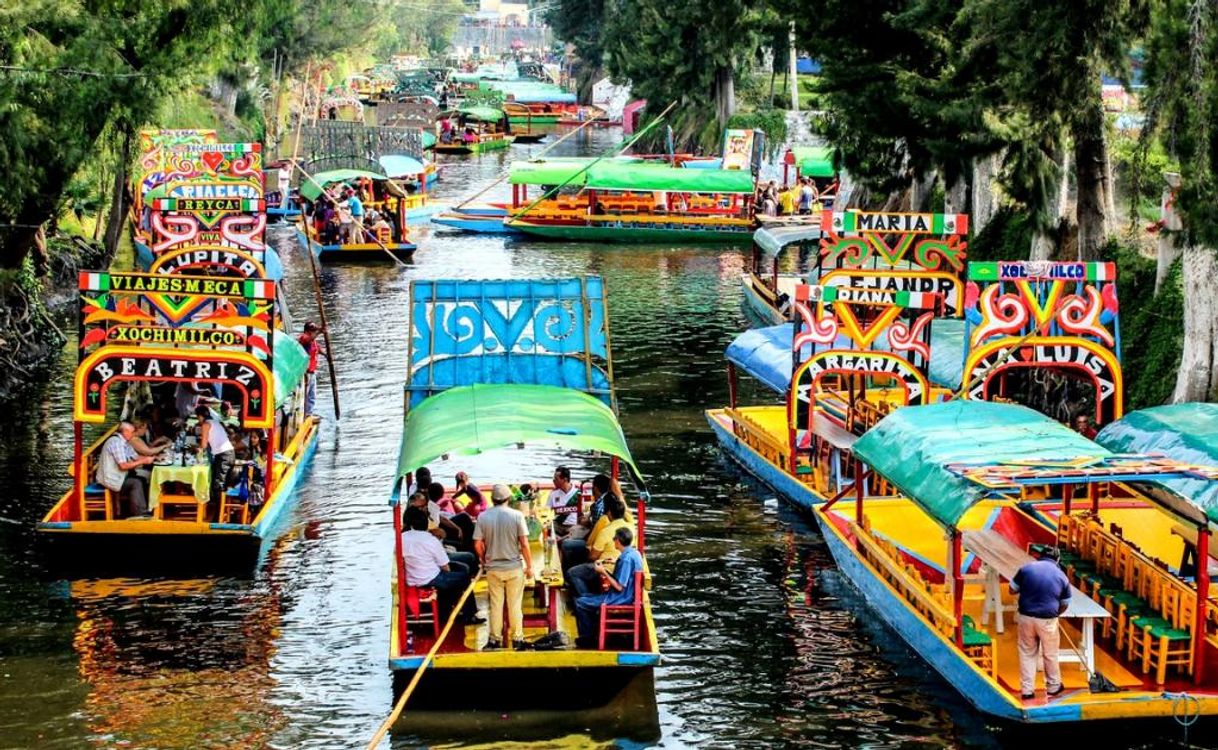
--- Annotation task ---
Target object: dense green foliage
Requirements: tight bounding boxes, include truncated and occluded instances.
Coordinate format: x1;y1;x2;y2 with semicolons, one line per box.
1141;0;1218;246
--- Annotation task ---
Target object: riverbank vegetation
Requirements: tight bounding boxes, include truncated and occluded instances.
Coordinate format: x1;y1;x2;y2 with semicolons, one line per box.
0;0;464;399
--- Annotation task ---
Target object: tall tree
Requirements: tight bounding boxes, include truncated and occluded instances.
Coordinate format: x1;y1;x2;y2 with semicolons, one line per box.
0;0;239;267
1142;0;1218;401
598;0;757;148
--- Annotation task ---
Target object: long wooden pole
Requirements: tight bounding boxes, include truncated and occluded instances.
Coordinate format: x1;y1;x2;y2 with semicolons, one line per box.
305;244;340;419
364;573;482;749
506;100;679;224
452;114;603;211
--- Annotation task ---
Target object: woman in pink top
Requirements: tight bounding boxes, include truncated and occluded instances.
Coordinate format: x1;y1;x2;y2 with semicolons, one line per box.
453;472;487;518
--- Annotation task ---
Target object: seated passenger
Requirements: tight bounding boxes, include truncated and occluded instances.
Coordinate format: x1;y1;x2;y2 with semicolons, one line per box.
574;526;643;648
561;473;620;569
410;489;478;576
565;496;629;596
96;421;156;517
401;505;483;624
452;472;486;518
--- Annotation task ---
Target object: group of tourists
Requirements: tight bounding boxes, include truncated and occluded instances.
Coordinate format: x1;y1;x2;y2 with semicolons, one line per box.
397;464;642;649
308;185;398;246
755;176;839;217
94;387;268;519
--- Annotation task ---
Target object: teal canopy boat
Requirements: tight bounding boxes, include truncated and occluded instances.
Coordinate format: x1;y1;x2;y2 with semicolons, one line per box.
813;400;1218;723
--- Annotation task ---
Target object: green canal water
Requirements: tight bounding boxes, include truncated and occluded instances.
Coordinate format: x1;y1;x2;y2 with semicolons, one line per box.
0;129;1207;748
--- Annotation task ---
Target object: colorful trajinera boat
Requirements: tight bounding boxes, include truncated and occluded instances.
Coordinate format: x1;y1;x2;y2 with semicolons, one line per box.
710;212;972;507
433;107;513;154
742;212;968;327
293;168;418;262
814;399;1218;722
39;133;320;574
504;162;757;243
386;277;659;725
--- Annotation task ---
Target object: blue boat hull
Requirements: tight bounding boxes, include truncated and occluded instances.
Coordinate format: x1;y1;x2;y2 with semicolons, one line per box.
705;411;821;511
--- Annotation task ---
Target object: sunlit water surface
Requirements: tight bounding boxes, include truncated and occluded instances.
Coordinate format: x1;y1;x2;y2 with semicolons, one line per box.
0;129;1205;749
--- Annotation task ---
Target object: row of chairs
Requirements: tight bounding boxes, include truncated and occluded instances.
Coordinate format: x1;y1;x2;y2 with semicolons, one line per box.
1057;514;1197;684
853;518;995;676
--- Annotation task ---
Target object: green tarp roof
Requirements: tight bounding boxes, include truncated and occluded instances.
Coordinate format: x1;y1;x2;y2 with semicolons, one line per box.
300;169;388;201
853;401;1110;528
509;159;594;186
1097;404;1218;521
395;383;641;481
792;146;836;178
269;329;310;405
459;105;505;123
584;163;755;194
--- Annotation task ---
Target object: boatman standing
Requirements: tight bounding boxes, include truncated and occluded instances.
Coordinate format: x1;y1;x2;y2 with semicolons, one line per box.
1010;546;1071;700
297;322;322;416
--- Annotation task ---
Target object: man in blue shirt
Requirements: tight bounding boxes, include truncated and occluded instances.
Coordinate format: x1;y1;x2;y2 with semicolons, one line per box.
346;189;365;244
574;526;643;648
1010;547;1071;699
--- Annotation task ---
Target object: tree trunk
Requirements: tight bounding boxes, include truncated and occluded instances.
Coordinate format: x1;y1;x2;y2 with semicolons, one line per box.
1031;144;1070;260
713;65;735;125
104;127;133;256
909;171;935;212
1102;132;1117;233
944;172;967;215
1073;93;1109;260
1172;244;1218;402
971;153;999;235
1157;173;1183;293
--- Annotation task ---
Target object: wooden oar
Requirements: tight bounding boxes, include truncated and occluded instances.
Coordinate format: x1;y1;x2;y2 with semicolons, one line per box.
285;67;341;420
451;113;602;212
364;572;483;749
506;100;678;225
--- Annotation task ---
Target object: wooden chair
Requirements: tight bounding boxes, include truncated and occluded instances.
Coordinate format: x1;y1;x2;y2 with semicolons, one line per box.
599;571;645;650
1123;564;1170;658
404;585;441;637
1129;581;1195;683
961;615;997;677
81;483;114;521
156;493;207;522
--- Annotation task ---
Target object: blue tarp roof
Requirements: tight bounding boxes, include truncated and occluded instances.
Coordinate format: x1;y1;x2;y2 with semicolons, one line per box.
796;57;821;75
728;318;967;394
726;324;793;393
1097;404;1218;518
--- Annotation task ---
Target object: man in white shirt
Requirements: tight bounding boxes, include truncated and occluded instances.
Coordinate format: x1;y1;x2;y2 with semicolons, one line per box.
401;505;482;623
95;421;156;517
547;465;580;541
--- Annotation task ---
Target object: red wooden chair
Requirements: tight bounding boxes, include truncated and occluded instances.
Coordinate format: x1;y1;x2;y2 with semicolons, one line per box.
404;584;440;637
599;571;645;650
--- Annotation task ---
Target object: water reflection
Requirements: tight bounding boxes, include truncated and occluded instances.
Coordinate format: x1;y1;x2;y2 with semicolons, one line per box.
0;128;1211;749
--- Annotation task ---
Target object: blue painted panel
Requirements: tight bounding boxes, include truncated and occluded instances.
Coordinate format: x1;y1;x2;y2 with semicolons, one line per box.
408;277;613;407
616;652;661;666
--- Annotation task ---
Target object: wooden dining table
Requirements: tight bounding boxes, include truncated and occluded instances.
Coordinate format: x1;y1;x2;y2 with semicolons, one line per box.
963;529;1110;672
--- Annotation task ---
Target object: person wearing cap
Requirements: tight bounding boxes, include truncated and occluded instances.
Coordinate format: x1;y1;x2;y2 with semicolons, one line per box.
1010;546;1071;700
474;483;534;650
297;322;323;416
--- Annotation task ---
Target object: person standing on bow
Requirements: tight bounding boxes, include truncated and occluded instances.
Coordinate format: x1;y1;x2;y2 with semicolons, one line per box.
297;322;322;416
1011;546;1071;700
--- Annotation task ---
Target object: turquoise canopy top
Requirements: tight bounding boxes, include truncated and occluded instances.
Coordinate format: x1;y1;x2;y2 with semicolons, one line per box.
754;225;825;259
1097;404;1218;519
395;383;641;482
269;328;310;403
853;401;1112;528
